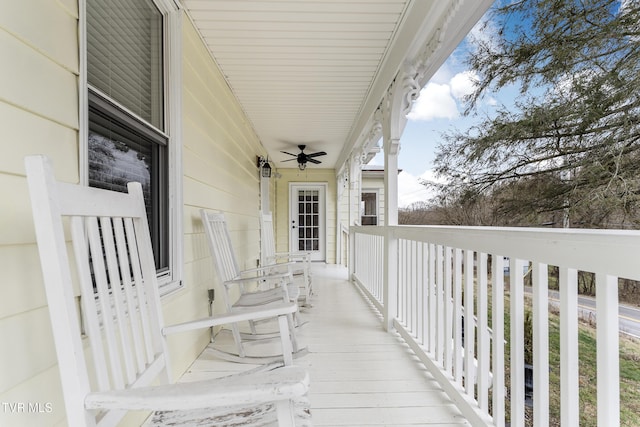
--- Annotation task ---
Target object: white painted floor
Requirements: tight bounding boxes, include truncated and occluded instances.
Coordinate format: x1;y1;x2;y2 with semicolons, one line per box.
179;264;470;426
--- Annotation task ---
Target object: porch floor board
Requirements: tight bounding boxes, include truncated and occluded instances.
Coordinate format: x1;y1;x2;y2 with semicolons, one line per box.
179;264;470;426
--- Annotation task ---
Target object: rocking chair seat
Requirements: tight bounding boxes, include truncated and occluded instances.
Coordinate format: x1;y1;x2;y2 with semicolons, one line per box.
85;366;312;426
234;283;300;308
86;366;309;411
150;400;312;426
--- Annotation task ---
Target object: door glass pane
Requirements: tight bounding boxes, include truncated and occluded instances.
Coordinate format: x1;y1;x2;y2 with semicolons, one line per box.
294;188;322;256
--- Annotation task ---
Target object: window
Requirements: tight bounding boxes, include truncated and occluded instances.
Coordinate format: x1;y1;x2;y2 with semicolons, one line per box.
361;191;378;226
85;0;180;288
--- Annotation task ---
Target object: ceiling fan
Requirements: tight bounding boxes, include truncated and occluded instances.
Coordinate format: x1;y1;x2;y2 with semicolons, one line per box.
281;145;327;170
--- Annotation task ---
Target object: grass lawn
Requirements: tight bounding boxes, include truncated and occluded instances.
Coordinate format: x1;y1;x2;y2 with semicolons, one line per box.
504;302;640;426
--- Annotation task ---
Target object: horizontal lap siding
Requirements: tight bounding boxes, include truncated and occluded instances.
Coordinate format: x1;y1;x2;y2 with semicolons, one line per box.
176;14;267;373
0;1;79;426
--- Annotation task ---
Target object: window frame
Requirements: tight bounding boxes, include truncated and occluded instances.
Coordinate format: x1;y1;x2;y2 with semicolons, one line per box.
360;189;379;226
79;0;183;295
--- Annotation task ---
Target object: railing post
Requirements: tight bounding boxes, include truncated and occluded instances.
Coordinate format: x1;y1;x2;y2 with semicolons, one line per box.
383;226;398;332
348;227;355;281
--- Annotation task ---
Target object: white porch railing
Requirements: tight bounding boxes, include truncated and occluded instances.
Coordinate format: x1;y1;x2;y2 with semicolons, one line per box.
350;225;640;427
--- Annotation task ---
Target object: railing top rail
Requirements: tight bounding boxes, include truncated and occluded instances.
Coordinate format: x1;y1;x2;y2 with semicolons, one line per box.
351;224;640;280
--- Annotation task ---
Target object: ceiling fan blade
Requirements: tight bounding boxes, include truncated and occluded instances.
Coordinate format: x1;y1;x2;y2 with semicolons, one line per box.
282;158;298;162
280;151;298;157
306;151;327;158
307;158;322;164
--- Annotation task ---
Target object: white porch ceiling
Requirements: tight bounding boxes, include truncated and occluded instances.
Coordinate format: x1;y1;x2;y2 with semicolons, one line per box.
181;0;492;170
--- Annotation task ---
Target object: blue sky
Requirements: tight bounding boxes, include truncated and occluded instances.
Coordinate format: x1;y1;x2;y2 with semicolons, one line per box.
368;4;520;207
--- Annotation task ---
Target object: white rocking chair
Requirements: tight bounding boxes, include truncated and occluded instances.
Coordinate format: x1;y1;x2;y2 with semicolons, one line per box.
25;155;311;427
260;211;313;306
200;210;308;364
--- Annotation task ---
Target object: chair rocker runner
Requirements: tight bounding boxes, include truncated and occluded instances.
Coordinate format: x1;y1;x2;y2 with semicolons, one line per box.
25;155;311;427
260;211;313;306
200;209;308;364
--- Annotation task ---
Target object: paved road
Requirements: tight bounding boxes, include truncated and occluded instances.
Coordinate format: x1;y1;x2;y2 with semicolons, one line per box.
526;288;640;338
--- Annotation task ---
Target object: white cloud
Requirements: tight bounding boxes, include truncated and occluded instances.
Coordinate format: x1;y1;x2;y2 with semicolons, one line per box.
450;71;479;99
407;82;458;121
430;62;454;85
406;70;480;122
398;170;437;208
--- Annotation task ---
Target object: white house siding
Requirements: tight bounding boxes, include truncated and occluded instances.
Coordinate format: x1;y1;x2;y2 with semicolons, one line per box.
0;1;79;426
177;13;268;373
274;169;337;264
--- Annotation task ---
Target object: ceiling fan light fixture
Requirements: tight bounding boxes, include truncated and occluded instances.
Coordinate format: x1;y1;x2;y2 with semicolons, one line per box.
281;144;327;171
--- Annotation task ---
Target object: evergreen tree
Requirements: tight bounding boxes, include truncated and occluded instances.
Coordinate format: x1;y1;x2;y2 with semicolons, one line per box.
432;0;640;228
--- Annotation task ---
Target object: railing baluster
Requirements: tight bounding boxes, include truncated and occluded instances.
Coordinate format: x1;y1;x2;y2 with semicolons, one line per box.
533;262;549;427
510;257;525;427
464;249;475;398
378;234;383;301
560;266;579;426
492;255;505;427
428;243;436;354
411;240;420;337
421;242;429;349
477;252;489;412
398;239;405;324
444;246;453;375
453;248;463;385
436;244;445;365
417;242;421;337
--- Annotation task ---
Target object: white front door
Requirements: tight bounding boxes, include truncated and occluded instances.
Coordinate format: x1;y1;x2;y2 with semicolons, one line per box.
290;184;326;261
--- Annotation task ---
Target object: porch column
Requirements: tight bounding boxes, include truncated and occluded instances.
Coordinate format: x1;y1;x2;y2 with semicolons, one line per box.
382;138;399;332
383;139;400;226
380;73;408;332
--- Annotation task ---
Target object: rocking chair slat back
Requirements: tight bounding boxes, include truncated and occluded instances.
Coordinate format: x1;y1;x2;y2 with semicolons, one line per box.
26;155;169;427
260;211;277;264
200;210;242;284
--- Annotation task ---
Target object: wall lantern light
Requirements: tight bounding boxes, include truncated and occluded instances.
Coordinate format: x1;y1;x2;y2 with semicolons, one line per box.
257;156;272;178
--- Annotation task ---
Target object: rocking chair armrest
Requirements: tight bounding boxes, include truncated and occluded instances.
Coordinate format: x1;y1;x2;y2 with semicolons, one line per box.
257;260;301;270
224;265;297;286
162;302;297;336
238;264;294;276
85;366;309;411
223;270;293;289
273;251;311;261
268;254;311;265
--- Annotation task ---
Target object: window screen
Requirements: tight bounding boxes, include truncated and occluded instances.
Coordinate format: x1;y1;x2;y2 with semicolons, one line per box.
87;0;164;130
361;192;378;226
